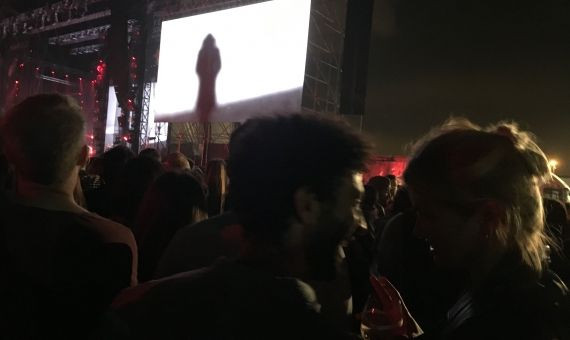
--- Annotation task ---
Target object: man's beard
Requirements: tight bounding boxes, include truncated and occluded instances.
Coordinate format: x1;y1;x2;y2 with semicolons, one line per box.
304;211;351;281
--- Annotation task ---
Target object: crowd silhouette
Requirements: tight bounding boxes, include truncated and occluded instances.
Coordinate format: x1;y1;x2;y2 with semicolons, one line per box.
0;93;569;339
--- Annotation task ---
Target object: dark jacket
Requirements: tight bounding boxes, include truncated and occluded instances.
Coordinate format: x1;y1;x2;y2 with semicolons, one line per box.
114;260;353;339
441;253;570;340
0;199;135;338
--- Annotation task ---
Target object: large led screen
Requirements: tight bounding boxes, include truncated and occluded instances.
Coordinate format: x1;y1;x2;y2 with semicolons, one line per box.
154;0;311;122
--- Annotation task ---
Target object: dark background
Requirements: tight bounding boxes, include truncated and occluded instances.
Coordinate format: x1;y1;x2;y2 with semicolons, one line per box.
364;0;570;175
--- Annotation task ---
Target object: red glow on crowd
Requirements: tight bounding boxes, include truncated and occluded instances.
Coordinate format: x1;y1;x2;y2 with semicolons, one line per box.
364;156;408;183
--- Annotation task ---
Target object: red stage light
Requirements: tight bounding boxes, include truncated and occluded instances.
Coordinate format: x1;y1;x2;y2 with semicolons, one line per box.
35;67;40;71
19;63;24;69
123;136;128;142
65;74;69;78
14;80;19;84
79;77;83;81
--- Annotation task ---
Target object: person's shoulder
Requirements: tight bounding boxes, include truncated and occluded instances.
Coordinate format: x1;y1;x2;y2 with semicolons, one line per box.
114;262;345;339
501;269;570;339
167;211;240;248
181;211;239;234
114;266;212;307
536;270;570;313
1;200;97;237
80;212;136;246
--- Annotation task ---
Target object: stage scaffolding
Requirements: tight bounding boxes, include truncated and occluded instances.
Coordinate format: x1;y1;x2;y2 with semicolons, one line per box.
136;0;348;159
137;12;165;154
138;81;152;150
303;0;347;115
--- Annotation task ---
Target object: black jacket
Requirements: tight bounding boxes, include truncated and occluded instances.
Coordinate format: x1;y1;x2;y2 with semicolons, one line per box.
440;253;570;340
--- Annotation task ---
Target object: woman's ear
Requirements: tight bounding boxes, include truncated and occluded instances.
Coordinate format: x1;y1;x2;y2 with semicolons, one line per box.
293;187;321;227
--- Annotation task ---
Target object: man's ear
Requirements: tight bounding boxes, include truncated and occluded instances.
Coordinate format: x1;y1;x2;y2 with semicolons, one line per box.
293;187;321;226
77;145;89;168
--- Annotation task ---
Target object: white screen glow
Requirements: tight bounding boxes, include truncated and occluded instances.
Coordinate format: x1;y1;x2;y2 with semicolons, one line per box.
154;0;311;122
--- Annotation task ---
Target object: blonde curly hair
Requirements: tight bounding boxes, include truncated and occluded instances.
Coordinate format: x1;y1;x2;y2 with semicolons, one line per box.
404;117;552;273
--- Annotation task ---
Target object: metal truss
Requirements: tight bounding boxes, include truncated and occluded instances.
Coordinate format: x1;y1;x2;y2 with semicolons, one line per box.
69;43;104;55
152;0;266;21
139;81;152;149
48;24;110;46
154;122;168;153
169;121;236;146
125;18;145;154
302;0;347;115
210;122;237;144
134;11;162;154
2;6;110;39
50;22;136;47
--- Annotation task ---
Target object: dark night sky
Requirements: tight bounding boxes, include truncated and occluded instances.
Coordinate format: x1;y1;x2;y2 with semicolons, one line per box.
364;0;570;175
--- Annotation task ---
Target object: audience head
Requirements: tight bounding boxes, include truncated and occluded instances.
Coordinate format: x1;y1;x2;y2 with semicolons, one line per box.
102;145;135;186
135;171;206;281
228;114;370;280
1;94;87;186
391;186;412;215
86;157;104;176
112;156;163;227
163;152;192;171
361;184;381;227
368;176;391;207
386;174;398;199
362;185;380;211
136;171;207;242
404;118;551;274
139;148;161;163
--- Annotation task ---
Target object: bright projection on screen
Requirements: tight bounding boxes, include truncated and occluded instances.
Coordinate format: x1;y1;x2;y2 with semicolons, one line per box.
154;0;311;122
